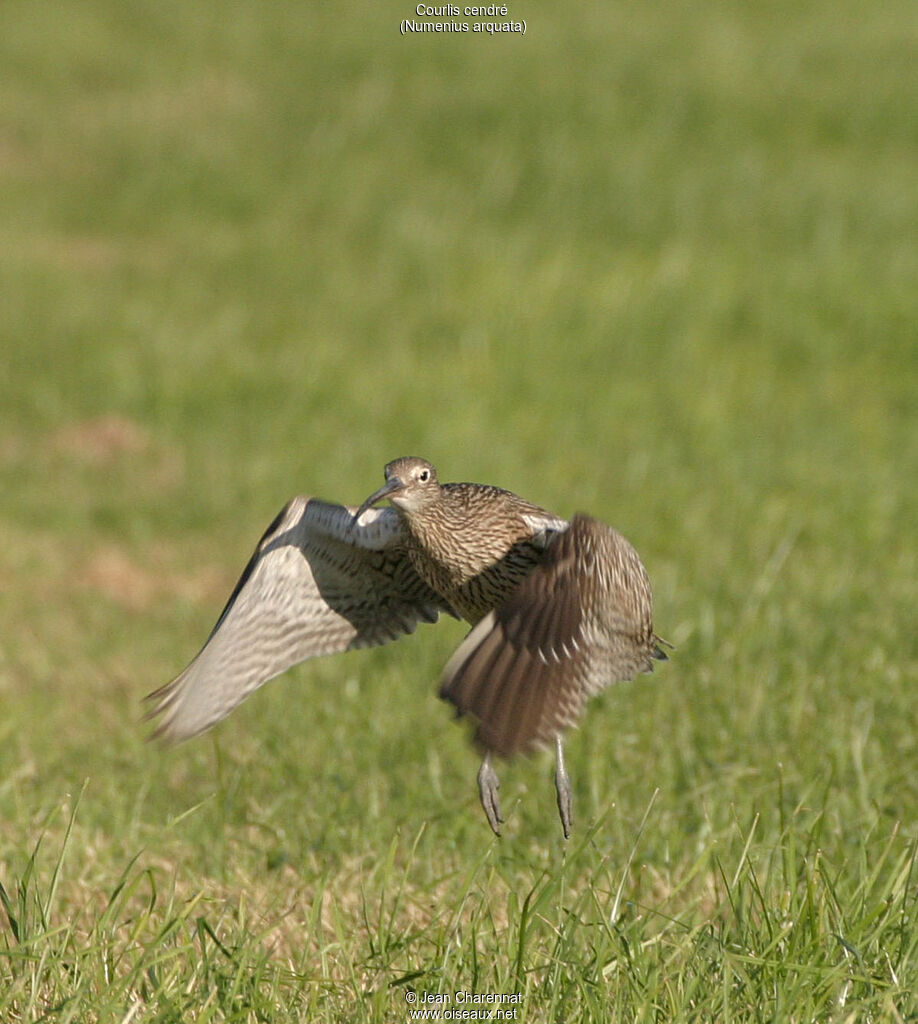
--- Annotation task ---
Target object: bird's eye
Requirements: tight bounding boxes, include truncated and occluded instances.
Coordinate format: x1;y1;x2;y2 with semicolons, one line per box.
419;469;430;483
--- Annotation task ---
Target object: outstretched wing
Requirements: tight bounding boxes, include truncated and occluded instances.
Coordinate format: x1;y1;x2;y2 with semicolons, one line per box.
146;498;454;742
440;515;664;759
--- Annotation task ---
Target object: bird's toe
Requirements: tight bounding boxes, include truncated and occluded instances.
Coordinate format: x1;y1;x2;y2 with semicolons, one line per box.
477;756;503;836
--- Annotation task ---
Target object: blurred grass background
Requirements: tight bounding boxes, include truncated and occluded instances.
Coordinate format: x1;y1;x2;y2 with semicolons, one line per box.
0;0;915;1019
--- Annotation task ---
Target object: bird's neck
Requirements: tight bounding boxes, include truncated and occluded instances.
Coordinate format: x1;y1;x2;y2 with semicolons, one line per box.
398;501;469;574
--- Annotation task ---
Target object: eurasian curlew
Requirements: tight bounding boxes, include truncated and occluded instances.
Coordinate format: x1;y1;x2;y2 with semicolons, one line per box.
146;457;669;836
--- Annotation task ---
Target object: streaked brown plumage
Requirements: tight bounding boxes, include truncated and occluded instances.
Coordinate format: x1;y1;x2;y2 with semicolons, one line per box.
146;457;669;837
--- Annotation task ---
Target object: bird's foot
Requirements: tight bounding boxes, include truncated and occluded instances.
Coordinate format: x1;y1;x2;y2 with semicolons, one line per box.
478;755;503;836
554;737;572;839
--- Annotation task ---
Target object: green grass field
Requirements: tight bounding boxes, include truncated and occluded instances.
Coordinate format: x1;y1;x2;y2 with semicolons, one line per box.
1;0;916;1019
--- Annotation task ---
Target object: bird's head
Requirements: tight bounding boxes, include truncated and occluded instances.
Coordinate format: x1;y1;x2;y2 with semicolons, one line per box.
355;457;441;520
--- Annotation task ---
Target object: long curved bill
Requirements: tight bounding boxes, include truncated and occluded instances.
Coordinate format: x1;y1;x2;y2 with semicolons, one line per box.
354;476;404;521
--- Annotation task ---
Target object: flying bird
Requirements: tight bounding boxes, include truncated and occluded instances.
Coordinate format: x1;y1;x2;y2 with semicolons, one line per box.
146;457;669;836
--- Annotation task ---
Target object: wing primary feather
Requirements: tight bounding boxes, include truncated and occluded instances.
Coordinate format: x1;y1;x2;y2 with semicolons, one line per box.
465;631;523;740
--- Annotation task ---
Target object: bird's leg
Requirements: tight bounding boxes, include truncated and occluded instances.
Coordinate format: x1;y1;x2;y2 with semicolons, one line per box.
477;752;503;836
554;735;572;839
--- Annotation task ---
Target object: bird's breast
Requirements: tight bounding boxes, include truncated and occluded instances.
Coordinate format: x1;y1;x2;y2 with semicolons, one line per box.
405;521;543;624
